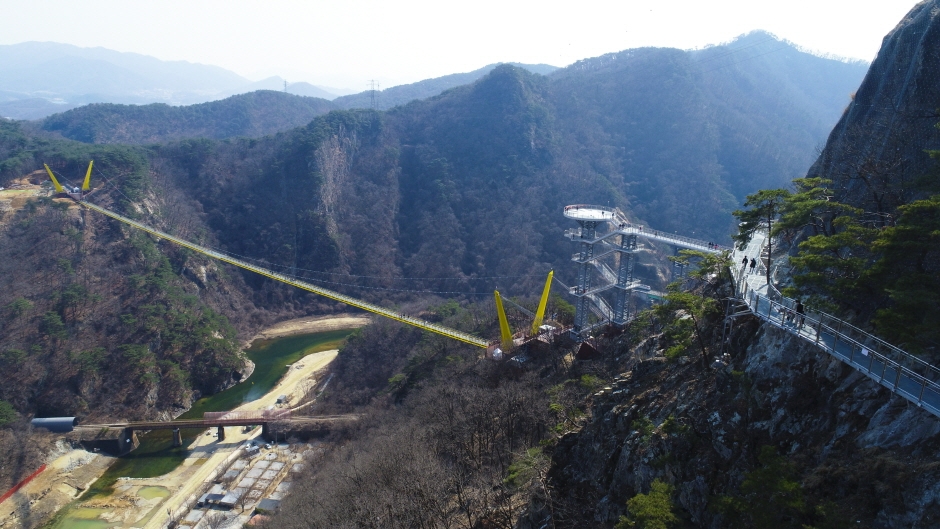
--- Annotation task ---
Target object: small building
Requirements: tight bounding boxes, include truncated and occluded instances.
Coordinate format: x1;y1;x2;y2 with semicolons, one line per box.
219;492;239;508
275;395;288;405
198;493;226;507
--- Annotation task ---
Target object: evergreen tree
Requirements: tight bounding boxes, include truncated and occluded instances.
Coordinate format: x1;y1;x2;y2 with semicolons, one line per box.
733;189;790;285
617;479;680;529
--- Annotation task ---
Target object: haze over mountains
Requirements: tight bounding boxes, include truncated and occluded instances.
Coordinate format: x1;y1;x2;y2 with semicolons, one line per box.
0;42;350;119
0;41;559;120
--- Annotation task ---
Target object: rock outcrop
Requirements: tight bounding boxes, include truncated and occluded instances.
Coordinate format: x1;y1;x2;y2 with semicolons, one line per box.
538;316;940;527
808;0;940;217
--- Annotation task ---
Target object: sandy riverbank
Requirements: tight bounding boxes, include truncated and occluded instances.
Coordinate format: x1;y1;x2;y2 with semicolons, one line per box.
245;313;372;346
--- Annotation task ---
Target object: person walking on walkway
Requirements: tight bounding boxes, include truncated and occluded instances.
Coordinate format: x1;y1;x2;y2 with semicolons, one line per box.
750;258;757;274
795;300;805;330
742;256;749;269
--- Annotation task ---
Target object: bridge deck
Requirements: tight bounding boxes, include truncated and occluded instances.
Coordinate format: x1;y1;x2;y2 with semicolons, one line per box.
564;205;731;254
80;201;489;348
81;415;359;430
732;232;940;419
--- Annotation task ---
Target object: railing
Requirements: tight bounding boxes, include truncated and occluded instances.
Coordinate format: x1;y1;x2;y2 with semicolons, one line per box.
567;224;729;254
733;241;940;418
80;201;490;349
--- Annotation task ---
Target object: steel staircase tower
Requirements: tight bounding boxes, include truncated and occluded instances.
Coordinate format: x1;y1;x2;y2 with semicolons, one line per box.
563;204;727;342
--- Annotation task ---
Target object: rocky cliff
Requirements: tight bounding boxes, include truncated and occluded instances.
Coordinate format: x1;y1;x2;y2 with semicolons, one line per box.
808;0;940;218
534;316;940;527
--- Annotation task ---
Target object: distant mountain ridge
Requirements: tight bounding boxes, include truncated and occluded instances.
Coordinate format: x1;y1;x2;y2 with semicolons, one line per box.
332;63;559;110
0;42;561;120
40;91;337;144
0;42;346;119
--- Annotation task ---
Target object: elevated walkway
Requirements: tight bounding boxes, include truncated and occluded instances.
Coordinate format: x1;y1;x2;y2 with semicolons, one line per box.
564;205;731;254
80;201;490;348
564;204;728;338
731;232;940;418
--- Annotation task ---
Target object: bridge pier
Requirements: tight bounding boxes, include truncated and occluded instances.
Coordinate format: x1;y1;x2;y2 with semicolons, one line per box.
217;425;225;441
612;234;638;326
120;428;139;455
261;422;270;441
171;428;182;447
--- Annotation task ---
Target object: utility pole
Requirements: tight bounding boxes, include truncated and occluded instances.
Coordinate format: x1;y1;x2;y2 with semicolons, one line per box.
367;79;379;110
284;80;288;93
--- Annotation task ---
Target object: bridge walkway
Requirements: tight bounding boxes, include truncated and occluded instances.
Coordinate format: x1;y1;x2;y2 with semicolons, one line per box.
80;201;490;348
731;232;940;418
564;204;732;254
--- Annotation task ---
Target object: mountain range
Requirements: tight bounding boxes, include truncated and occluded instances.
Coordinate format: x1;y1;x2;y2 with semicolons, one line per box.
0;41;560;120
0;30;870;505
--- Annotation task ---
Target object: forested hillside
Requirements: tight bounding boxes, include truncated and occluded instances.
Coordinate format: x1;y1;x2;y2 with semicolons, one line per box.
0;32;865;424
40;91;336;144
261;11;940;529
0;32;867;495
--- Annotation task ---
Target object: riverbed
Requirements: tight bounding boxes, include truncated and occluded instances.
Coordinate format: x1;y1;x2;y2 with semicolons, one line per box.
27;322;364;529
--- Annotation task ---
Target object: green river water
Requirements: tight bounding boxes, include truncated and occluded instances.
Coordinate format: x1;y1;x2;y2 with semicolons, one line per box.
44;328;354;529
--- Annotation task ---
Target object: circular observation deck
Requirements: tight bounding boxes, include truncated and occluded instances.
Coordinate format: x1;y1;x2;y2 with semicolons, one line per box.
563;204;616;222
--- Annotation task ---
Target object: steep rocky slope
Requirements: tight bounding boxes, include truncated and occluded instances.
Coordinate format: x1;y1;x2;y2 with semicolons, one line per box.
531;4;940;527
807;0;940;218
530;317;940;527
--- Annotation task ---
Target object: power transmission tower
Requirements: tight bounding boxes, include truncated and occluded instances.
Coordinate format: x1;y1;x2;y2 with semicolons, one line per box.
367;79;379;110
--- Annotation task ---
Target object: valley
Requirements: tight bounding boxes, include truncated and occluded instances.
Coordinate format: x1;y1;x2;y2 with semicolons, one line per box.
1;3;939;526
1;323;364;529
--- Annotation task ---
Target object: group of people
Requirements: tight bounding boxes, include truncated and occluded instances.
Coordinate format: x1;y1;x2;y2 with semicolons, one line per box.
780;300;806;330
741;255;758;273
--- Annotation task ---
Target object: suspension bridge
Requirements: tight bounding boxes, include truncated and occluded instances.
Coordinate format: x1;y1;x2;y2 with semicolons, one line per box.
42;165;940;421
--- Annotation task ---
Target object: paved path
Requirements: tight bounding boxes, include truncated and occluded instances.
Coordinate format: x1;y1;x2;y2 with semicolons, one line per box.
731;232;940;418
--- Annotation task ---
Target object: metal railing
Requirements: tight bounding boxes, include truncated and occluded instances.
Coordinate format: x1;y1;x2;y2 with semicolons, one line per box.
733;244;940;418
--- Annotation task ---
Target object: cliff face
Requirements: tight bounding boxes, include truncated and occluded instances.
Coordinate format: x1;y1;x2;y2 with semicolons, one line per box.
808;0;940;217
537;318;940;527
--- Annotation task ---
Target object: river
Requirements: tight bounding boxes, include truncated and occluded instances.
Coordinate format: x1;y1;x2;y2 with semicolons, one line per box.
42;327;356;529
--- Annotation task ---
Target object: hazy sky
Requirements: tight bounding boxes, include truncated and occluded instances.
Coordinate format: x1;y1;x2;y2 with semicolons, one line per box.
0;0;923;91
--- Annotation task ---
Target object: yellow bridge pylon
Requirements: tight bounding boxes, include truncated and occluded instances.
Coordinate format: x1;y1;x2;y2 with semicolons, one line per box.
493;269;554;352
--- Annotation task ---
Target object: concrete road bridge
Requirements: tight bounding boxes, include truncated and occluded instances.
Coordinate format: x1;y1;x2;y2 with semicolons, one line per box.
73;411;359;454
